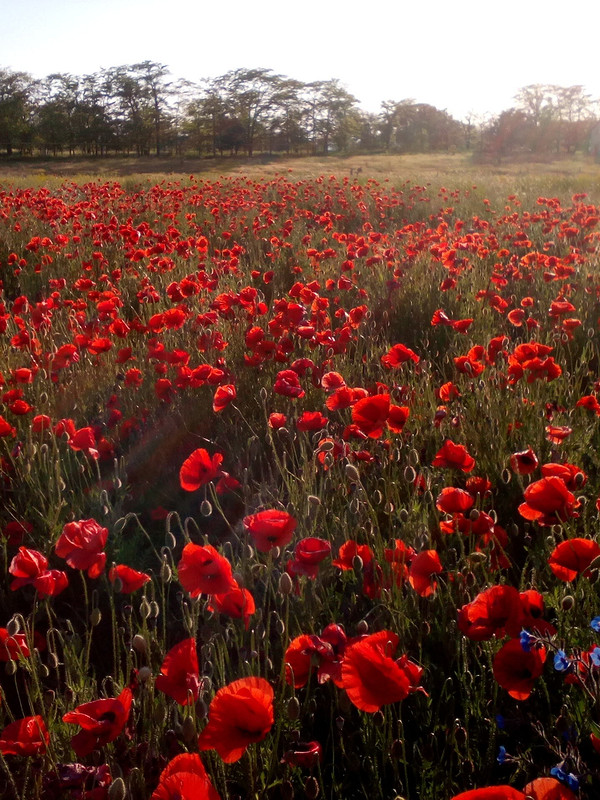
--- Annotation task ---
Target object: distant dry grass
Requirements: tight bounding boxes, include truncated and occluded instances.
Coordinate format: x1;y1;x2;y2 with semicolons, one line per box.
1;152;600;199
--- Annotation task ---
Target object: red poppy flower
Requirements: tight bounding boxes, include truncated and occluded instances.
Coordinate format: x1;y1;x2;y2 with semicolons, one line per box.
63;687;132;757
548;538;600;581
436;487;474;514
179;448;224;492
155;638;200;705
341;630;423;712
332;540;373;570
0;415;16;437
433;440;476;472
0;628;30;661
297;411;328;431
273;369;305;398
545;425;572;444
151;753;222;800
207;585;255;629
576;395;600;415
9;547;69;597
68;426;99;459
510;447;539;475
268;412;287;429
285;623;348;688
451;789;524;800
243;509;297;553
541;462;586;490
492;638;546;699
523;777;577;799
177;543;236;597
409;550;443;597
108;564;151;593
351;393;390;439
55;519;108;578
457;585;523;641
0;715;49;756
387;404;410;433
518;476;580;526
198;677;274;763
287;537;331;579
381;343;420;369
213;384;236;413
2;519;33;546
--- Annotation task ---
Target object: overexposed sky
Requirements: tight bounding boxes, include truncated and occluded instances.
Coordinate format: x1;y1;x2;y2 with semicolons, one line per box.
3;0;600;121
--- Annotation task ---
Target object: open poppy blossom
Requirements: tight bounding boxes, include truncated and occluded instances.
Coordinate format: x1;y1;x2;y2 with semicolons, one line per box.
213;383;236;412
436;487;474;514
198;676;274;763
155;638;200;705
55;518;108;578
179;448;224;491
381;343;420;369
151;753;221;800
548;538;600;582
341;630;424;712
9;547;68;597
287;537;331;578
351;393;390;439
208;585;255;629
408;550;443;597
177;543;236;597
510;447;539;475
450;788;524;800
285;623;347;688
432;440;476;472
492;638;546;699
457;585;523;641
518;476;579;526
63;687;132;758
243;509;297;553
0;715;50;756
108;564;151;593
0;628;30;661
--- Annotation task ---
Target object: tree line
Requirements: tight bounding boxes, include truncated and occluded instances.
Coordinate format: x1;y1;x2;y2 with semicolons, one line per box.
0;62;598;159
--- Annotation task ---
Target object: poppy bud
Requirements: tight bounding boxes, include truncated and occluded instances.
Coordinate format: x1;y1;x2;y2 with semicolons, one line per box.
200;499;212;517
90;608;102;627
308;495;321;507
304;776;320;799
139;597;151;619
356;619;369;635
282;781;294;800
182;715;197;744
561;595;575;610
138;666;152;682
404;465;416;482
6;616;20;636
399;508;409;523
5;659;17;676
44;689;55;709
345;463;361;482
279;571;294;595
132;634;147;653
287;696;300;720
160;561;172;583
108;778;127;800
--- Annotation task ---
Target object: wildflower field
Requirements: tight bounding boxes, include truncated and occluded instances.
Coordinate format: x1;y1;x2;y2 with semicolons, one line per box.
2;158;600;799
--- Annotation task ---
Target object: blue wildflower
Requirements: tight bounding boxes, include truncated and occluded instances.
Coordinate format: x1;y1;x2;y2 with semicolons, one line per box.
497;745;506;764
520;630;533;653
591;616;600;633
553;650;570;672
590;646;600;667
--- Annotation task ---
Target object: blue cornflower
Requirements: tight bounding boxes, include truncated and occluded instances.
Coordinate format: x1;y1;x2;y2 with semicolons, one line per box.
553;650;570;672
590;646;600;667
591;616;600;632
520;630;533;653
497;745;506;764
550;765;579;791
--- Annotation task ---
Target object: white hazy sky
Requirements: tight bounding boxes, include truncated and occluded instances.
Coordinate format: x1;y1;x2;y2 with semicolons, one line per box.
3;0;600;121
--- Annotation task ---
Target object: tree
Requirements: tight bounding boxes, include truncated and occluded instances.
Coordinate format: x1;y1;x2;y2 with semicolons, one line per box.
0;69;35;155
